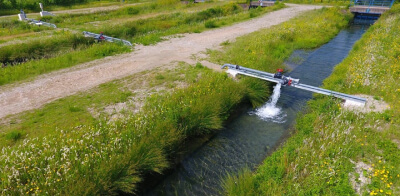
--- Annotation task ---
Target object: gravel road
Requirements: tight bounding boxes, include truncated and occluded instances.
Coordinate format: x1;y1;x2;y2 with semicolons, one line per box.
0;4;323;119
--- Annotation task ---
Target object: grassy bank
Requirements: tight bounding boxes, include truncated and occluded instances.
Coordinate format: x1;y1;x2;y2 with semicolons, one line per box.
223;5;400;196
0;41;130;85
0;62;269;195
0;33;95;66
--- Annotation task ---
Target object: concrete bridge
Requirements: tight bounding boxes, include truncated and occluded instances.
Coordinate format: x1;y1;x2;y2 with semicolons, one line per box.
349;0;394;17
249;0;276;8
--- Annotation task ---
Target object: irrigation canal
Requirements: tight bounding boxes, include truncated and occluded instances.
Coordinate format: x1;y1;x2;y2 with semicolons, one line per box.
145;22;370;195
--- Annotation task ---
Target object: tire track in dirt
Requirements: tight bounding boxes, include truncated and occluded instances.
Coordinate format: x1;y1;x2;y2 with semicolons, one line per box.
0;4;323;119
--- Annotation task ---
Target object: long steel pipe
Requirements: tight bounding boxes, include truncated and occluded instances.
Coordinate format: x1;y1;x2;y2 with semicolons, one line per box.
222;64;366;105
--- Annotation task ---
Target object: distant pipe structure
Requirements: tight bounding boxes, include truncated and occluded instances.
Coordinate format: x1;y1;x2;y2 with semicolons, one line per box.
39;3;56;17
18;8;57;28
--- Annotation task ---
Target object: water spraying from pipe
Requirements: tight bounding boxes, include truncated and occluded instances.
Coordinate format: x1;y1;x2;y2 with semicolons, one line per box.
250;83;287;123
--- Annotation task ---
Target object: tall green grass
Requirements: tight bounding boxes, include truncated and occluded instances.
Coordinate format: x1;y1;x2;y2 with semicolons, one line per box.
224;5;400;196
0;64;267;195
0;33;94;66
0;42;129;85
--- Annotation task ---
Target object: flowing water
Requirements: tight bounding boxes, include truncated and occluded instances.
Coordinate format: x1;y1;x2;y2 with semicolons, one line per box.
250;83;286;123
145;23;370;196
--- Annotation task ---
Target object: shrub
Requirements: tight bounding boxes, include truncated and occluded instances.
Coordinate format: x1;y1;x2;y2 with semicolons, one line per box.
125;7;140;15
205;20;218;28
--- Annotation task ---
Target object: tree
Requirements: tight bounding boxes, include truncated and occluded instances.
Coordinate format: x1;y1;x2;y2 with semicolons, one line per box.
9;0;17;8
0;1;5;9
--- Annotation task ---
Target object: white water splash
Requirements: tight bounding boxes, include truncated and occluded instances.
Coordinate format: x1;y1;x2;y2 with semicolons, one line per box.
226;69;239;77
250;83;287;123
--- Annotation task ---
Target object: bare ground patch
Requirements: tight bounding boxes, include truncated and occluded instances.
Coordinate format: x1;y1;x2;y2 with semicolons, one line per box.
349;160;373;195
392;139;400;149
343;94;390;113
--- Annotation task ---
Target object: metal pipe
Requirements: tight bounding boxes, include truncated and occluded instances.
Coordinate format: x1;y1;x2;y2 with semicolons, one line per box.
83;31;133;47
222;64;366;105
26;18;57;28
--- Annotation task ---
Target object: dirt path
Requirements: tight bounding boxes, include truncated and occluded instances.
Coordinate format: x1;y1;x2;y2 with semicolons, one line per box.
0;4;323;119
